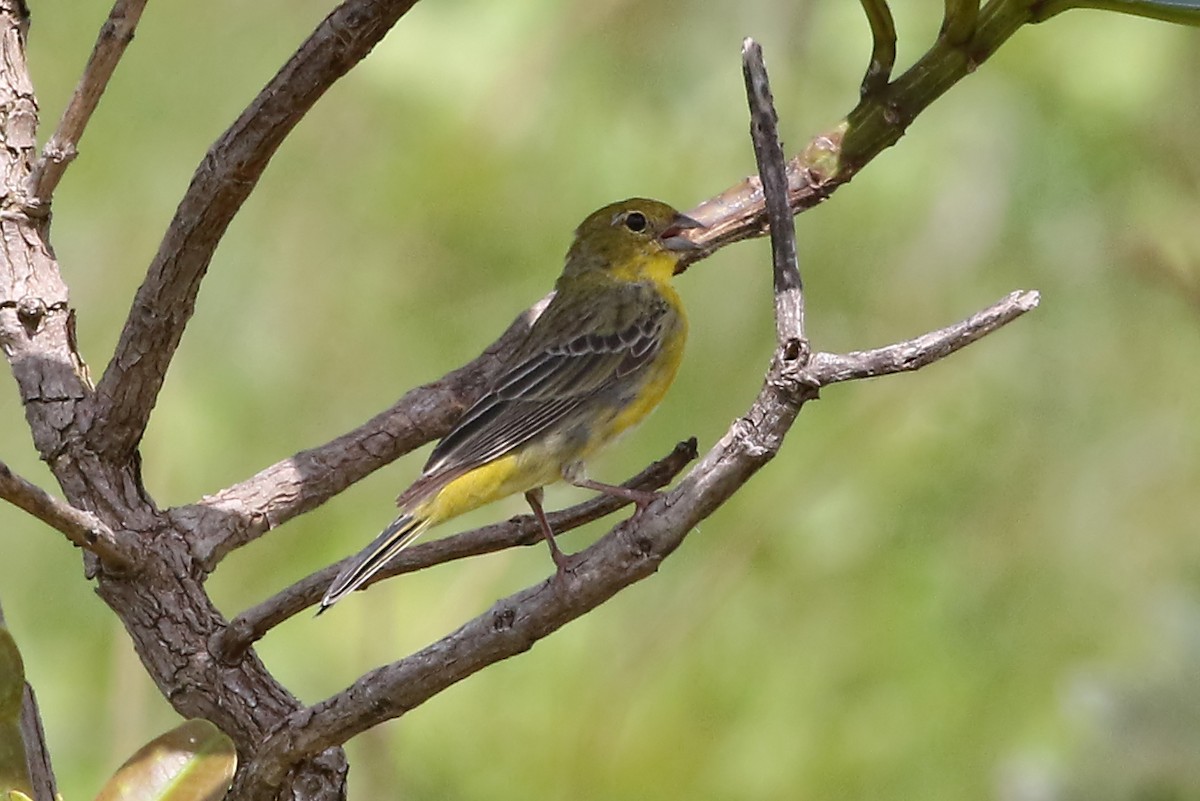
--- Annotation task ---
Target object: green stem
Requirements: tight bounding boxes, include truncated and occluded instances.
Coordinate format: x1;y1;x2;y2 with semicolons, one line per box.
1032;0;1200;24
840;0;1031;173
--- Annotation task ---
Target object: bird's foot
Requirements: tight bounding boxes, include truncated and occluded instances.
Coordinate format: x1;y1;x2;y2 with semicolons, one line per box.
622;486;664;516
566;472;664;516
549;546;584;581
526;487;583;580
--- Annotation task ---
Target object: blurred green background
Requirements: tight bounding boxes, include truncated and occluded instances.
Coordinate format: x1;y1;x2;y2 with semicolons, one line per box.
3;1;1199;799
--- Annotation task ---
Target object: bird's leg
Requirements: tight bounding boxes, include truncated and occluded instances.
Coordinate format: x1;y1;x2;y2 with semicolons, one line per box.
562;462;662;514
524;487;579;578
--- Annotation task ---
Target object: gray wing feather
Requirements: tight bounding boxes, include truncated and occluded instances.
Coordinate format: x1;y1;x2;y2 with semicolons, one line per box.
420;306;668;479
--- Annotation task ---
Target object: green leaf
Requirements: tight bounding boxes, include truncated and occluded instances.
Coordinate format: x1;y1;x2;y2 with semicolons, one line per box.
92;720;236;801
7;789;62;801
0;629;31;798
0;629;25;722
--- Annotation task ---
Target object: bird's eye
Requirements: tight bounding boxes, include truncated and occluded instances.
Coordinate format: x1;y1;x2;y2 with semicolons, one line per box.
623;211;647;233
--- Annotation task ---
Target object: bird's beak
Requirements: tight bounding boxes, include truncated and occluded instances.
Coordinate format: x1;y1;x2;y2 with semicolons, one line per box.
659;214;705;252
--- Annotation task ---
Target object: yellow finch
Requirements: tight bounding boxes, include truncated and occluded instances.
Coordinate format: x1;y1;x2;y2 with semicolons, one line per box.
320;199;702;611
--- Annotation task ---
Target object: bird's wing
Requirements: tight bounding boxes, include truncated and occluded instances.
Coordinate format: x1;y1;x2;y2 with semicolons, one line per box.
413;298;671;490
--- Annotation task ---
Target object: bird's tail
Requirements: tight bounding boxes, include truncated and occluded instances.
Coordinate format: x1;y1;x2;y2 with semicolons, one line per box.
318;513;431;613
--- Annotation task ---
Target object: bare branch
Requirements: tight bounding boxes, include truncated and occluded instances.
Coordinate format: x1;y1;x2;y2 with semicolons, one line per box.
810;290;1041;384
210;440;697;662
0;458;133;570
743;38;805;348
232;286;1039;795
87;0;423;459
25;0;149;207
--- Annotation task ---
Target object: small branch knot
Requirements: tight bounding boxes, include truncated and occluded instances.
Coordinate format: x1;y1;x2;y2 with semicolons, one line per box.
210;620;255;665
491;607;516;631
782;338;806;363
16;296;46;334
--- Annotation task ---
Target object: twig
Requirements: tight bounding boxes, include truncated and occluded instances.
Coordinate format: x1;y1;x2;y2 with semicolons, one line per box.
25;0;149;207
811;290;1040;382
211;440;698;662
87;0;423;460
743;38;805;349
0;459;132;570
858;0;897;96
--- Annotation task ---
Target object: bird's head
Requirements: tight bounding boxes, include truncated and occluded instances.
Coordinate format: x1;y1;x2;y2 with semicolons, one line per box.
562;198;704;281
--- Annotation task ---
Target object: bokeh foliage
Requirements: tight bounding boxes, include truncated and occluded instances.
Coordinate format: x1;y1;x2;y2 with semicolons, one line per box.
2;1;1199;799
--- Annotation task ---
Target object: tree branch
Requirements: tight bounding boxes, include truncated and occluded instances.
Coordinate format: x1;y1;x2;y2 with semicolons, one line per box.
743;38;805;349
0;459;133;570
810;290;1041;383
25;0;149;208
86;0;423;459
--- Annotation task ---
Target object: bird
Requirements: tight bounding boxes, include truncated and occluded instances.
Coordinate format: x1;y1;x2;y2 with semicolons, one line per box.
319;198;703;612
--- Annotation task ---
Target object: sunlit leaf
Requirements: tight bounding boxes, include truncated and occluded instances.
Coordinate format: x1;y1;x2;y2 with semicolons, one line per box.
0;629;31;798
92;720;236;801
6;789;62;801
0;629;24;721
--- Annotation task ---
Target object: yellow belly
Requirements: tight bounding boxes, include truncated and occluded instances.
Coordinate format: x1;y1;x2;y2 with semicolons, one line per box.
590;320;686;450
417;451;558;525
